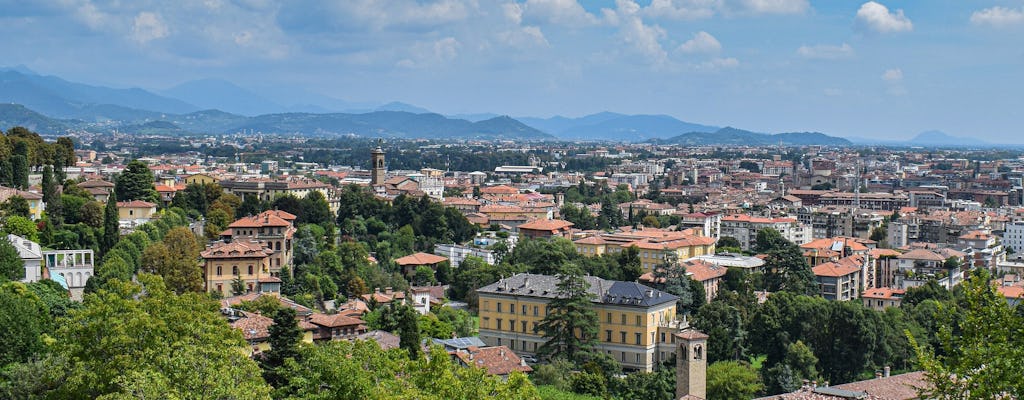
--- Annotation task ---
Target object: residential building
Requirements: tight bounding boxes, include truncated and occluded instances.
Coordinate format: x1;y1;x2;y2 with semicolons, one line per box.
573;229;716;271
477;273;680;371
117;200;158;227
10;234;43;283
0;186;44;220
434;243;498;267
862;287;905;311
813;255;863;301
393;252;449;277
516;219;573;239
720;214;811;251
201;240;274;297
638;259;727;303
450;346;533;378
184;173;219;186
43;249;95;300
222;210;297;275
307;313;368;341
1001;220;1024;254
677;212;721;239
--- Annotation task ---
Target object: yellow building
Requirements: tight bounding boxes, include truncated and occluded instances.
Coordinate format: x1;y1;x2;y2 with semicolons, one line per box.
573;230;716;271
223;210;297;275
185;173;219;186
202;240;274;297
477;273;685;371
0;186;45;220
116;200;158;224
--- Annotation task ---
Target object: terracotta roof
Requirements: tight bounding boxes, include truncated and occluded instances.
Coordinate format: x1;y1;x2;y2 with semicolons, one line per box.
452;346;532;375
394;252;448;266
683;259;728;282
307;313;366;328
231;312;274;341
573;236;608;245
674;329;709;340
869;248;901;258
229;212;292;228
813;261;861;278
862;287;905;300
117;200;157;208
754;371;927;400
479;185;519;195
221;293;313;316
201;240;272;259
517;219;574;231
78;179;115;188
355;330;400;350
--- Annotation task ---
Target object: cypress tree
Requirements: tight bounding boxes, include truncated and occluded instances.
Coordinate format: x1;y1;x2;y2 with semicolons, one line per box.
101;192;120;256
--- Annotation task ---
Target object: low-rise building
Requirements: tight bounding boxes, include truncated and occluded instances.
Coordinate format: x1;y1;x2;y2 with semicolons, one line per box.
434;243;498;267
117;200;158;227
862;287;905;310
813;256;863;301
201;240;274;297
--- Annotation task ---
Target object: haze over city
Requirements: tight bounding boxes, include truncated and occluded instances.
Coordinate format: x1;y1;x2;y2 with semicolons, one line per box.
2;0;1022;142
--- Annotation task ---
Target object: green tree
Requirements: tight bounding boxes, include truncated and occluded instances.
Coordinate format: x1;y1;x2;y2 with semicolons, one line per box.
140;227;204;294
652;253;703;315
706;361;763;400
759;229;816;295
3;215;38;241
537;265;599;362
10;154;28;189
42;165;62;227
413;265;436;286
49;275;272;399
0;195;30;218
909;270;1024;399
231;275;246;296
114;160;157;202
717;236;742;250
396;302;422;358
0;282;50;365
261;307;302;388
101;192;119;255
693;301;747;363
0;236;25;282
79;200;104;228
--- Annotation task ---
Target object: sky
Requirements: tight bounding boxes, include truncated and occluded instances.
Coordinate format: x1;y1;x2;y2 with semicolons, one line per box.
2;0;1023;141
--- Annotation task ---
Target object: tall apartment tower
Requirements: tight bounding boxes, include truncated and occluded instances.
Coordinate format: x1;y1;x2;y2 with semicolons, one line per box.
675;329;709;400
371;140;386;186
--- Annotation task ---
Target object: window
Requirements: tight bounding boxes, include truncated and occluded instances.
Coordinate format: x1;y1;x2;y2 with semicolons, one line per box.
482;317;490;329
216;284;222;293
606;330;612;342
636;315;641;326
635;333;641;345
636;353;642;363
620;332;626;343
660;332;666;343
232;266;239;275
621;314;626;325
484;301;490;311
216;266;222;276
522;305;527;315
497;303;503;313
607;313;612;323
496;319;502;330
510;341;515;350
248;265;253;275
521;321;527;332
510;320;516;331
532;322;538;333
533;306;539;316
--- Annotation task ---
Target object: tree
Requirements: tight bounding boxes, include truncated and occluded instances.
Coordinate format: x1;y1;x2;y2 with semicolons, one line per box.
0;282;50;365
0;195;30;218
79;201;104;228
299;191;332;226
537;265;599;362
717;236;742;250
0;236;25;282
47;275;272;399
706;361;763;400
652;253;703;315
763;340;819;394
396;302;422;358
11;154;28;189
869;226;887;243
231;275;246;296
413;265;436;286
693;301;747;363
140;227;204;294
115;160;157;202
909;270;1024;399
101;192;119;255
3;215;38;241
261;307;302;388
42;165;62;227
758;229;816;295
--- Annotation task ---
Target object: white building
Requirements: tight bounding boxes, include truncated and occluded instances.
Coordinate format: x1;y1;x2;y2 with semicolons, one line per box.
1002;221;1024;254
9;234;43;283
434;243;498;267
720;215;812;250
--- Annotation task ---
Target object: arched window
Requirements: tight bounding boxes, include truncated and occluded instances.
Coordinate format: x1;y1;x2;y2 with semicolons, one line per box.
275;241;281;251
232;266;239;275
248;265;253;275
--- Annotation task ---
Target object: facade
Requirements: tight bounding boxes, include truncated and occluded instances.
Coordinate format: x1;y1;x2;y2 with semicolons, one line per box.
10;234;43;283
574;230;716;272
117;200;158;227
43;249;95;299
184;173;218;186
393;252;448;277
223;210;297;275
720;214;811;251
1001;221;1024;254
201;240;274;297
434;243;497;267
813;257;863;301
677;212;721;240
371;144;386;186
862;287;905;311
0;186;45;220
516;219;574;239
477;273;680;371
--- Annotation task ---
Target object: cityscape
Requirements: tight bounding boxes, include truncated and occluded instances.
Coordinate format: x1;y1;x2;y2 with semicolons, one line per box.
1;1;1023;400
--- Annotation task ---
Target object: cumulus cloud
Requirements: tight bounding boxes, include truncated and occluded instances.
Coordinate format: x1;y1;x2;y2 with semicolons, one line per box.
642;0;717;20
970;6;1024;27
131;12;169;43
677;31;721;54
738;0;809;15
698;57;739;70
498;25;550;48
502;2;524;24
397;37;462;68
855;2;913;33
796;43;854;60
520;0;600;27
881;68;903;81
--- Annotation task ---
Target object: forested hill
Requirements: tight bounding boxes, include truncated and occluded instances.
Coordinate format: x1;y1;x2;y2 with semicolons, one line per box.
658;127;852;146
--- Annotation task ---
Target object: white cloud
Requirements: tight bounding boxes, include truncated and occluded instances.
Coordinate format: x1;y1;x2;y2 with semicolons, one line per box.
677;31;721;54
502;2;524;24
642;0;717;20
520;0;600;27
796;43;853;60
498;25;550;48
881;67;903;81
970;6;1024;27
737;0;809;15
131;12;169;43
621;14;669;65
698;57;739;70
641;0;807;19
397;37;462;68
855;2;913;33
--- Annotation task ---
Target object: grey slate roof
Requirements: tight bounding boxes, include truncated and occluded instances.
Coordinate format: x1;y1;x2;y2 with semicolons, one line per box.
476;273;678;308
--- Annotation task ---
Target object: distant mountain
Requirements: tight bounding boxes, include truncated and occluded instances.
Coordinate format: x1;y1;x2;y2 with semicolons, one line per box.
0;104;67;133
162;78;284;116
518;112;717;141
226;111;554;139
909;130;985;146
0;69;197;118
374;101;432;114
661;126;851;146
448;113;501;122
119;120;185;135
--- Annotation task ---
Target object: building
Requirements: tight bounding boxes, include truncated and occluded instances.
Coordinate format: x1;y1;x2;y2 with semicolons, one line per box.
862;287;905;311
516;219;573;239
117;200;158;227
223;210;297;275
677;212;721;239
450;345;533;378
371;143;386;186
219;177;332;205
896;249;962;290
675;329;708;400
1001;220;1024;254
720;214;811;251
184;173;218;186
813;256;863;301
573;229;716;271
753;371;928;400
201;240;274;297
10;234;43;283
476;273;680;371
434;243;497;267
307;313;368;342
77;180;114;203
0;186;45;220
393;252;449;277
691;253;766;273
638;259;727;303
43;249;95;300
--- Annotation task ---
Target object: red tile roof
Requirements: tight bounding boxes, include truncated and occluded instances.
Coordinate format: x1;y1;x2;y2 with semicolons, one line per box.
394;252;448;266
117;200;157;208
517;219;574;231
201;240;272;259
452;346;532;376
307;313;366;328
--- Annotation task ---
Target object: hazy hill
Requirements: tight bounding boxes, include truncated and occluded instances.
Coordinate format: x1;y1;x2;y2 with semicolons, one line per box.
909;130;986;146
374;101;432;114
0;69;197;118
662;126;851;146
0;104;68;133
519;112;717;141
162;78;284;116
227;111;554;139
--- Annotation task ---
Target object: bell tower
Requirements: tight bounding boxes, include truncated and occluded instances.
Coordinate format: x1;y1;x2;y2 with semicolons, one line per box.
371;139;386;186
675;329;708;399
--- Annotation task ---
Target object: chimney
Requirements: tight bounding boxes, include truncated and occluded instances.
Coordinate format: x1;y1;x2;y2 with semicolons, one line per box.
523;276;529;287
646;289;654;298
884;366;890;377
468;352;474;361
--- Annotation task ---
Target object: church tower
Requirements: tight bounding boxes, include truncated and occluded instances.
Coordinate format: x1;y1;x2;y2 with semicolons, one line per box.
371;140;386;186
675;329;708;400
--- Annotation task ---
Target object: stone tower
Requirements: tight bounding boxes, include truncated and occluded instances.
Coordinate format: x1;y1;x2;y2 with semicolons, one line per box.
371;140;386;186
675;329;709;400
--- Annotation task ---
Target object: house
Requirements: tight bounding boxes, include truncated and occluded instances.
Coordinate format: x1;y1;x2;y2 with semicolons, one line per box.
393;252;449;277
862;287;905;310
117;200;158;227
451;345;532;378
43;248;95;300
362;287;406;306
434;243;498;267
896;249;962;289
77;180;115;202
185;173;218;186
515;219;574;239
221;292;314;318
0;186;45;220
753;371;927;400
10;234;43;283
355;330;401;350
477;273;680;372
307;313;368;341
574;229;716;271
201;240;274;297
638;259;727;303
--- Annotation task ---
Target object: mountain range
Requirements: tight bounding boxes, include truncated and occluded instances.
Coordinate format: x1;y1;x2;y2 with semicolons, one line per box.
0;66;856;145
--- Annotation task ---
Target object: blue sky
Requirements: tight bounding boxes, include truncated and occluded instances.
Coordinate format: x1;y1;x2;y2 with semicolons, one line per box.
2;0;1023;141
